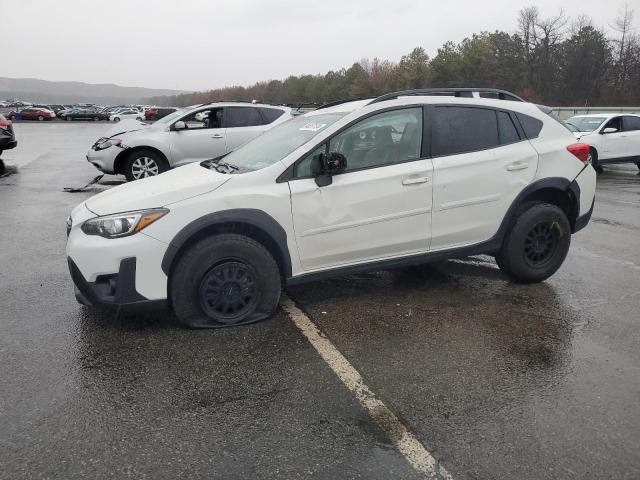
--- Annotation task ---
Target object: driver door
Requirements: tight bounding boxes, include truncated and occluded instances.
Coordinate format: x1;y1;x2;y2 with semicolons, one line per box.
598;116;625;160
169;108;227;167
289;107;432;271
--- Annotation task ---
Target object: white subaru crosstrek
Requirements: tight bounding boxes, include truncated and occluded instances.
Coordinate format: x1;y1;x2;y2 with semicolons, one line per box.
67;88;596;328
566;113;640;171
86;102;293;181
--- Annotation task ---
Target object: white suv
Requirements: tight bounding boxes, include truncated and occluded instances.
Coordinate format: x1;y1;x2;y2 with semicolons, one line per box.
566;113;640;171
86;102;293;181
67;89;596;328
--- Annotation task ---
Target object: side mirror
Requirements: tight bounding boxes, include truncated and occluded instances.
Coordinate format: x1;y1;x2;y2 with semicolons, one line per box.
602;127;618;134
173;120;186;131
314;152;347;187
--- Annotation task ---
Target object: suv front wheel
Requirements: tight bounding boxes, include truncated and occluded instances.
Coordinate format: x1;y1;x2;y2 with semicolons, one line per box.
170;234;282;328
496;202;571;283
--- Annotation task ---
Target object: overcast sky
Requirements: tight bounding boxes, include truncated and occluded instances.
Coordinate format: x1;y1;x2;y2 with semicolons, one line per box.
2;0;632;92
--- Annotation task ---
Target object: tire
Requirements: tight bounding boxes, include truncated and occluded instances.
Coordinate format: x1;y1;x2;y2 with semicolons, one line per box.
113;117;120;122
590;147;603;173
170;234;282;328
65;116;72;121
496;202;571;283
136;117;142;121
37;115;44;121
93;116;99;121
123;149;167;181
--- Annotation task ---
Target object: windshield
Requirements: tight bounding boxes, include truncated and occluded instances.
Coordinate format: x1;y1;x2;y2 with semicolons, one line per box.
566;116;606;132
217;113;347;172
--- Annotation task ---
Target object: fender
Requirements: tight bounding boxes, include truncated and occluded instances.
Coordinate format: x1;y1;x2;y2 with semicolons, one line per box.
161;208;292;277
494;176;580;238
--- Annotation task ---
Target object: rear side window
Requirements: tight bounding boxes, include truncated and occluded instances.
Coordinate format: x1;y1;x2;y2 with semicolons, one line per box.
497;111;520;144
517;112;544;138
225;107;264;127
259;107;285;124
431;106;499;156
623;116;640;131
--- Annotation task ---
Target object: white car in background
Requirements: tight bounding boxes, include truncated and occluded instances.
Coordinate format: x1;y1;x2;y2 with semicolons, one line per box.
110;108;145;122
87;102;293;180
566;113;640;171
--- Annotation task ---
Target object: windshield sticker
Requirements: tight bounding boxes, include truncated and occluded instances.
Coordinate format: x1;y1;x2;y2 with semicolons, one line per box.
300;123;327;132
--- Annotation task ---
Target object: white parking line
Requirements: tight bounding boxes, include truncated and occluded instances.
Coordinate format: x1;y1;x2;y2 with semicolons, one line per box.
281;297;453;480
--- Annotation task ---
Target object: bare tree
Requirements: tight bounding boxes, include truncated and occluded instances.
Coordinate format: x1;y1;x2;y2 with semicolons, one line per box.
610;4;638;98
611;4;635;64
570;14;593;35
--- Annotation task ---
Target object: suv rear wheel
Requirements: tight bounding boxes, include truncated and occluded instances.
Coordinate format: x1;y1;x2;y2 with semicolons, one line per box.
496;202;571;283
170;234;281;328
124;149;167;181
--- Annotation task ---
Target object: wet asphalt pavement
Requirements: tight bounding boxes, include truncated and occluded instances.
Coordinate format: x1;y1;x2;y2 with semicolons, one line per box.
1;123;639;479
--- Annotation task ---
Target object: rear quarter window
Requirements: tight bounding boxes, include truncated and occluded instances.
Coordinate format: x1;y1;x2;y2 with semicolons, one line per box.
516;112;544;139
259;107;285;124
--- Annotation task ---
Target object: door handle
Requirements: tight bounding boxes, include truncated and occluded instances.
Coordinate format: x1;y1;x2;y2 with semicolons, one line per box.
506;161;528;171
402;176;429;185
211;134;224;139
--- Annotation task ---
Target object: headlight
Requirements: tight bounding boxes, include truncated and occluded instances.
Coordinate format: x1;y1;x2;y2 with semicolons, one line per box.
94;138;123;151
81;208;168;239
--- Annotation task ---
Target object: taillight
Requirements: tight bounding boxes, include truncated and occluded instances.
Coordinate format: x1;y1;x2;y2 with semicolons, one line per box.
0;121;11;127
567;143;591;163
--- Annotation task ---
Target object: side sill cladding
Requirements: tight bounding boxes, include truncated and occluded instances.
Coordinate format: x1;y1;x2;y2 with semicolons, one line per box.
160;209;292;278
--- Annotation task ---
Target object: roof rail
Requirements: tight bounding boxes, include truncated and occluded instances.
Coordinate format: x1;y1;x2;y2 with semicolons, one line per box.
367;88;524;105
316;98;368;110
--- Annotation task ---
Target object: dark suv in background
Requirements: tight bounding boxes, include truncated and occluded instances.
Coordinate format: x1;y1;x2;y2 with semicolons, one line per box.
0;114;17;157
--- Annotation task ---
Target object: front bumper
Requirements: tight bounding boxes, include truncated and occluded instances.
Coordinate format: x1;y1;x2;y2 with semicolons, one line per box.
0;138;17;150
68;256;163;307
86;145;119;174
66;202;170;304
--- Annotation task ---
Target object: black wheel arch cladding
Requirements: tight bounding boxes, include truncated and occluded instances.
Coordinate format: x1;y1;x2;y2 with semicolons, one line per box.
161;209;292;279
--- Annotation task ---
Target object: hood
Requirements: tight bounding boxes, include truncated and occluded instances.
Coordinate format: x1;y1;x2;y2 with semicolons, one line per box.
85;162;231;215
102;119;149;139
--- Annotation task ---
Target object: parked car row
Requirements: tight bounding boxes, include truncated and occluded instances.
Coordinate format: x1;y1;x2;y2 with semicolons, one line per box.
3;103;176;122
68;88;597;329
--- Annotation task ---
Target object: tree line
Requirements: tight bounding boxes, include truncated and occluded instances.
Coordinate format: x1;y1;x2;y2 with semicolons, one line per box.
149;5;640;107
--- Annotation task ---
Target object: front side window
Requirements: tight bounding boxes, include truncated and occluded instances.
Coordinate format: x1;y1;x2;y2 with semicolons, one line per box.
432;106;499;156
603;117;622;132
224;107;264;128
327;108;423;172
181;108;223;129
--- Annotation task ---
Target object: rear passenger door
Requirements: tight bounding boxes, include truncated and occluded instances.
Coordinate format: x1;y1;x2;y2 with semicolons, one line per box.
429;106;538;250
223;106;268;152
622;116;640;158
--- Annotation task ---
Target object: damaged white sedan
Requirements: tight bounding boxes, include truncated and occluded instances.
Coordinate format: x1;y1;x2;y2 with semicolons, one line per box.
86;102;293;181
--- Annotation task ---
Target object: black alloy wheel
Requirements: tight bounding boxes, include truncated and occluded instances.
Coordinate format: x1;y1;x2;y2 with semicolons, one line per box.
523;222;559;267
199;261;259;325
